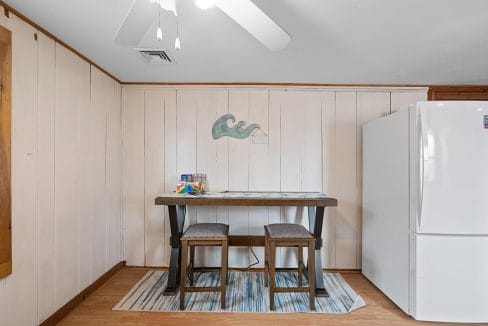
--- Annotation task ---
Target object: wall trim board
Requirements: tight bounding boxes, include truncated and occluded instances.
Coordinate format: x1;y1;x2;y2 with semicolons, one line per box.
123;84;430;92
0;0;121;83
39;261;126;326
123;82;488;90
428;86;488;100
0;24;11;279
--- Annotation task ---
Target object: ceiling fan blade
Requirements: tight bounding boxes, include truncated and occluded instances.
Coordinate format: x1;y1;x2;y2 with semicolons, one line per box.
216;0;291;51
114;0;158;46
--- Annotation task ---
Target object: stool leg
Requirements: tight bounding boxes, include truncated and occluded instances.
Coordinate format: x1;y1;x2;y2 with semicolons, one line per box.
189;245;195;286
220;239;228;309
269;240;276;311
308;239;315;310
264;234;269;287
180;240;188;310
298;245;303;287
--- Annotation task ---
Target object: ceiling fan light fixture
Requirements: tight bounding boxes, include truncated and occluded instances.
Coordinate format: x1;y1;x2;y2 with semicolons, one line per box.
195;0;216;10
175;37;181;50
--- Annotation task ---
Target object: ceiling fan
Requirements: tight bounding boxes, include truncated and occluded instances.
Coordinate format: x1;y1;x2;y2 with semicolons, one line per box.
114;0;291;51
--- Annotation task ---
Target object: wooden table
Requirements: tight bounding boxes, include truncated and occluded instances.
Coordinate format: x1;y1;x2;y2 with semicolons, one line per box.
155;191;338;297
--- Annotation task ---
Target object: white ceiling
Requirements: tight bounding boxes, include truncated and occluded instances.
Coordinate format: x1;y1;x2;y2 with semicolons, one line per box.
4;0;488;83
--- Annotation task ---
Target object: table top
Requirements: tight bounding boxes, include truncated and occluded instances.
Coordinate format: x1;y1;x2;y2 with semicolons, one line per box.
155;191;338;207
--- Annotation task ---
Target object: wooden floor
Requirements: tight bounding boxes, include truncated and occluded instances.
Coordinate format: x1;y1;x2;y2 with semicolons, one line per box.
59;267;456;326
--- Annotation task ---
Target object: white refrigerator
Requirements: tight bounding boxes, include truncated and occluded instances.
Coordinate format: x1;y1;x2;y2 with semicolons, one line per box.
362;101;488;323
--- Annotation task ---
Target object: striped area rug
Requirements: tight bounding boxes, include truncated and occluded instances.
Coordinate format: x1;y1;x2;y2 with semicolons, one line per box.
114;271;365;313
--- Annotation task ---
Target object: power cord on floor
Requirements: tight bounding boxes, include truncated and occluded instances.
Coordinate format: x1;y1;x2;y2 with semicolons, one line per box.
234;246;260;271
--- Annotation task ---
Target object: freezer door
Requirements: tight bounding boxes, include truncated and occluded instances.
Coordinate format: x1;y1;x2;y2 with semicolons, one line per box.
417;101;488;234
413;234;488;323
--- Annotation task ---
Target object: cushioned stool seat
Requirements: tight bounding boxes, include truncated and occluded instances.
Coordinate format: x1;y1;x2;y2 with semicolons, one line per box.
264;223;312;239
183;223;228;239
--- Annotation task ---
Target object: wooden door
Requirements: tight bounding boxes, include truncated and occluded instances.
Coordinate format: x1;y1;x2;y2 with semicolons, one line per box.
0;25;12;278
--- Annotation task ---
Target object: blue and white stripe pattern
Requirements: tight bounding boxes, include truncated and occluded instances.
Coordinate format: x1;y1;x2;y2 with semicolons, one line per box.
114;271;365;313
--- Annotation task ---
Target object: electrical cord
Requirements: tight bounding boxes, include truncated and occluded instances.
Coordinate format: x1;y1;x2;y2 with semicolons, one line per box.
234;246;260;271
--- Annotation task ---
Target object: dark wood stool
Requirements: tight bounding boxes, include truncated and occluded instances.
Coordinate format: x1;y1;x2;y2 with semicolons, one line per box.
180;223;229;310
264;223;315;310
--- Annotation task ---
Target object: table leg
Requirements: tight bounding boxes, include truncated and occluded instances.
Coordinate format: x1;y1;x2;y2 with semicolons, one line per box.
308;206;329;297
163;205;186;295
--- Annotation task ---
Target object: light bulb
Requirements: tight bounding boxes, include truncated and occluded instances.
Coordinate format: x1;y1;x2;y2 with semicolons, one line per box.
156;27;163;41
195;0;216;10
175;37;181;50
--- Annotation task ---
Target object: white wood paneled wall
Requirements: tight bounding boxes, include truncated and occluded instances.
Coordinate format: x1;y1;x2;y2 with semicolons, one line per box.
122;86;427;270
0;10;123;326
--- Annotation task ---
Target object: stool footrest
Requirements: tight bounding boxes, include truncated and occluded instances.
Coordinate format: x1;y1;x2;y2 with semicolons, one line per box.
184;286;222;293
274;287;311;293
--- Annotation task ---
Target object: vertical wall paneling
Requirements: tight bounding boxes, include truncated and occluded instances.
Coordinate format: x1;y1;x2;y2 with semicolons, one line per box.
195;90;228;267
55;44;81;307
78;59;92;290
279;91;322;267
121;86;428;270
123;88;145;266
90;67;109;279
176;90;198;235
3;14;38;326
163;90;177;267
267;90;284;266
144;90;165;267
390;91;427;113
37;31;56;323
228;90;251;267
334;91;359;268
106;78;121;269
0;12;123;325
114;82;123;264
356;92;390;268
248;90;274;267
321;91;337;268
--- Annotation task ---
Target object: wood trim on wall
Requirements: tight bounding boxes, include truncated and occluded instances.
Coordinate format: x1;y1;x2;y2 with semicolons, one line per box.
428;86;488;101
40;261;126;326
0;24;12;279
0;0;121;83
123;81;488;88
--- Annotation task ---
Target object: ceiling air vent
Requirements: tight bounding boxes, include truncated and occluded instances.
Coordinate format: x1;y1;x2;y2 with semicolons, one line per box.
135;49;174;64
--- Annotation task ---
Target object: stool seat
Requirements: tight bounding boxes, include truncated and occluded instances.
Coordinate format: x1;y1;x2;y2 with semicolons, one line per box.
265;223;312;239
183;223;229;239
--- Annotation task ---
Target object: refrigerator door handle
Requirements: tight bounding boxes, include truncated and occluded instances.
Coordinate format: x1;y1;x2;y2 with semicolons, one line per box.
418;110;425;229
